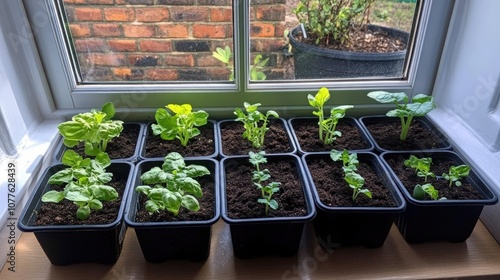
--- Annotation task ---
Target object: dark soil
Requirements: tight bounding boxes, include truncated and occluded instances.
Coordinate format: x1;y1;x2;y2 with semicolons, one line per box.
135;175;215;222
68;123;141;160
306;157;398;207
297;25;407;53
364;120;448;151
224;158;308;219
34;178;127;226
290;118;371;152
143;123;216;158
220;119;294;156
385;156;484;200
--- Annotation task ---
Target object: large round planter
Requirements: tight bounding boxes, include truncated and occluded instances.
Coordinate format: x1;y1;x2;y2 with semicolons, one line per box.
124;158;220;262
289;25;409;79
380;150;498;243
17;162;134;265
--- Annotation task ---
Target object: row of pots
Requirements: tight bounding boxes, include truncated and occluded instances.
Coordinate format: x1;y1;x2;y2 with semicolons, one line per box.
17;116;497;265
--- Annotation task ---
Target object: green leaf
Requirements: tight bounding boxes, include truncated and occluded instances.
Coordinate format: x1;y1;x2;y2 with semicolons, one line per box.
101;102;115;120
163;191;182;215
367;91;408;104
76;205;91;220
91;185;118;201
268;199;278;210
308;87;330;108
145;200;161;213
48;169;74;185
184;165;210;178
135;185;152;194
192;111;209;126
66;190;91;202
177;177;203;198
140;167;164;184
41;190;65;203
162;152;186;172
88;199;103;210
58;120;89;141
61;150;83;167
181;195;200;212
95;152;111;168
406;101;436;116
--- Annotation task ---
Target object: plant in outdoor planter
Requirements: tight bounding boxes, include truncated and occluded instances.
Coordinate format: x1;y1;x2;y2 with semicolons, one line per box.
125;153;220;262
41;150;117;220
290;0;410;78
380;150;498;243
302;150;405;248
220;153;315;258
57;102;124;156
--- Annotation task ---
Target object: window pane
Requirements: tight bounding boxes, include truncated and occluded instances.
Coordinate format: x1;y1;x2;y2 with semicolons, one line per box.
60;0;234;83
249;0;419;81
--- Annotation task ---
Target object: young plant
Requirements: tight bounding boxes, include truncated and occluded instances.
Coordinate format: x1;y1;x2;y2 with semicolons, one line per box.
151;104;209;146
212;46;269;81
41;150;117;220
412;183;443;201
367;91;436;141
442;164;470;187
404;155;435;182
249;151;281;215
308;87;353;145
330;149;372;201
135;152;210;216
57;102;124;156
234;102;279;149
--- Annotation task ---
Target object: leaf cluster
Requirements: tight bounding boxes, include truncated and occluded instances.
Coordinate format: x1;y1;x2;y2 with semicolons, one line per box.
249;151;281;216
293;0;375;46
57;102;124;156
442;164;470;187
234;102;279;149
152;104;208;147
367;91;436;141
41;150;117;220
330;149;372;201
308;87;353;145
212;46;269;81
135;152;210;216
404;155;435;182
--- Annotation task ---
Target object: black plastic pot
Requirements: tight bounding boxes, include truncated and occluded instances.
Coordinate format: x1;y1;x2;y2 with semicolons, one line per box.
139;120;219;160
54;122;146;162
220;154;316;258
380;150;498;243
288;117;374;154
358;115;452;153
17;162;134;265
302;152;405;248
124;158;220;262
217;118;297;157
289;25;408;79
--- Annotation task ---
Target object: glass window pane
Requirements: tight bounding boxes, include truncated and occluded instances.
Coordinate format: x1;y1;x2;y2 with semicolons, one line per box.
249;0;419;81
60;0;234;83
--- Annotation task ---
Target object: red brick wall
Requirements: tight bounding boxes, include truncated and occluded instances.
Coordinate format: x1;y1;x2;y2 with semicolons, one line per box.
62;0;287;81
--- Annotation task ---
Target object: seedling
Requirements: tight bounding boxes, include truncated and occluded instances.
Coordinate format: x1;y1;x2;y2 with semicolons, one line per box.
57;102;123;156
41;150;117;220
212;46;269;81
413;184;446;201
234;102;279;149
404;155;435;182
249;151;281;215
135;152;210;216
308;87;353;144
443;164;470;187
367;91;436;141
330;149;372;201
151;103;209;146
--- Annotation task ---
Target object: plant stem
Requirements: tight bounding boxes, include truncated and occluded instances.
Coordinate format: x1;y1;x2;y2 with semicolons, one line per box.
400;115;413;141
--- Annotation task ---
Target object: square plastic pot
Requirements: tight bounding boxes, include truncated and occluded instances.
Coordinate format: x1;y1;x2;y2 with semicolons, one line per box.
288;117;374;154
17;162;134;265
124;158;220;262
358;116;452;153
380;150;498;243
220;154;316;258
302;152;405;248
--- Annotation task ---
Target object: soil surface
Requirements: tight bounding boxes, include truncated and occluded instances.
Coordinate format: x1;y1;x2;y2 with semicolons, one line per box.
135;175;215;222
143;123;216;158
220;119;294;156
34;178;127;226
224;158;308;219
306;156;398;207
364;119;449;151
290;118;371;152
68;123;140;160
385;156;484;200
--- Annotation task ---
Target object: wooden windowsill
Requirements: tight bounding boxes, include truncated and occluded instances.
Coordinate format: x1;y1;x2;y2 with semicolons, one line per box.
2;220;500;279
